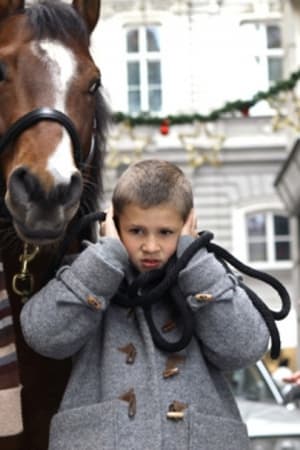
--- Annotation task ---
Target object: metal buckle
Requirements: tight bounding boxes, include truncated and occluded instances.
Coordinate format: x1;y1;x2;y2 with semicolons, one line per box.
12;243;39;302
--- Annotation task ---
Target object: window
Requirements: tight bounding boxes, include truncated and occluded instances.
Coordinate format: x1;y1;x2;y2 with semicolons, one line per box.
125;26;162;114
246;212;291;263
241;22;283;87
266;24;283;83
227;364;277;404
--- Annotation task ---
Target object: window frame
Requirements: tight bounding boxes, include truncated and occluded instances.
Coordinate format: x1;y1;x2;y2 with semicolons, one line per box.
240;21;283;88
246;211;291;264
125;24;162;114
232;204;292;271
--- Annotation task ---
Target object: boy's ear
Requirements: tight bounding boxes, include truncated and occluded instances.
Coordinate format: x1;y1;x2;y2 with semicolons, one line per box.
113;216;120;233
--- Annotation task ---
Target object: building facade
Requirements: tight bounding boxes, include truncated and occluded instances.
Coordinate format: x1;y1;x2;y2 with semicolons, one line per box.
89;0;298;368
274;0;300;368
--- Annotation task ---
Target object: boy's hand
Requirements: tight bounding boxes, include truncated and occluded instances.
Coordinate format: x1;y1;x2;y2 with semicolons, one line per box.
100;205;120;239
283;371;300;385
181;208;198;237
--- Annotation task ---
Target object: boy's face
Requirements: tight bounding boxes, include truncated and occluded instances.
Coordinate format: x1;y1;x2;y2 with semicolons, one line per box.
117;203;184;272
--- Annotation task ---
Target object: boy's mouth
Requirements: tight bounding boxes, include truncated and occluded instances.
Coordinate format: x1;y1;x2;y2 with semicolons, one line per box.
140;259;161;270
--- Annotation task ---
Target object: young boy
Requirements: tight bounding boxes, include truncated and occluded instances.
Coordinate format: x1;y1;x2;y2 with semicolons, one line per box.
21;159;269;450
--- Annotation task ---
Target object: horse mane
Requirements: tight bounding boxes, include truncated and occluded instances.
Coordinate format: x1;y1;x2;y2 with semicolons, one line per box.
79;91;110;219
25;0;90;45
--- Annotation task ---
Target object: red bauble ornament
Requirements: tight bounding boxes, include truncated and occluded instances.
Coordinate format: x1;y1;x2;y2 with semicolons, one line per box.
240;106;250;117
160;119;170;135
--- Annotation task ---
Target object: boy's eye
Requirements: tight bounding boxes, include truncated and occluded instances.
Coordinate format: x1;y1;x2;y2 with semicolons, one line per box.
160;229;174;236
129;228;143;235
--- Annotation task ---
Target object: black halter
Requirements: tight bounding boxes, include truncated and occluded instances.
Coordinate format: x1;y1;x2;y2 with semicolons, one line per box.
0;107;86;169
0;107;96;220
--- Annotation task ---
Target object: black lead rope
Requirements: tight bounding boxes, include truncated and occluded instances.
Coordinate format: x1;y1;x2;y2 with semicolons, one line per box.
206;242;290;320
206;241;291;359
112;231;291;358
4;195;289;359
44;210;106;283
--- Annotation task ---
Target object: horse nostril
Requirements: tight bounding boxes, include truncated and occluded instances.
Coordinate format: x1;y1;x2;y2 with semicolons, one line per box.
8;167;41;205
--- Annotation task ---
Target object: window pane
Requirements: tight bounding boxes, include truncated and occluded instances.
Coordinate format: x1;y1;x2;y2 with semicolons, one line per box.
127;62;140;86
227;365;275;403
148;88;161;112
267;25;281;49
127;29;139;53
247;214;266;237
268;57;283;82
248;242;267;262
274;215;289;236
146;27;160;51
128;90;141;114
147;61;161;84
275;241;291;260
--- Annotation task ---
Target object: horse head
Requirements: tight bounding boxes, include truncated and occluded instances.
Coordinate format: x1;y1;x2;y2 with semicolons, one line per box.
0;0;108;247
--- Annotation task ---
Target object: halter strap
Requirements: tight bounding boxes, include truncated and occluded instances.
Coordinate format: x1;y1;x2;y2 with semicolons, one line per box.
0;107;87;169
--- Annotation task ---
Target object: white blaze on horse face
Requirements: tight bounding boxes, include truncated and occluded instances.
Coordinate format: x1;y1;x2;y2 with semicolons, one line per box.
33;40;78;184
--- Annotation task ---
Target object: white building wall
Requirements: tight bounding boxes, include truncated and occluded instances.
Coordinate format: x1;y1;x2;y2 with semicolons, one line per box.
79;0;299;365
91;0;283;114
281;0;300;367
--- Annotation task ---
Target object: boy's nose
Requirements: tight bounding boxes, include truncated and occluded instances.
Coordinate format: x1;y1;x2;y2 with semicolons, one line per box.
142;236;160;253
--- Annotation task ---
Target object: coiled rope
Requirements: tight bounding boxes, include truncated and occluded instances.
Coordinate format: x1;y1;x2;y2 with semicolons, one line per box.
112;231;290;359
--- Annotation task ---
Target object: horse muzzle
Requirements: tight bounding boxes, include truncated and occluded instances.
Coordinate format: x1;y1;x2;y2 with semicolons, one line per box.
6;167;83;245
0;107;88;245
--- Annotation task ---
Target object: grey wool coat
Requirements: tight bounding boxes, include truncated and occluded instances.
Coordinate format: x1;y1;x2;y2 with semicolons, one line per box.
21;236;269;450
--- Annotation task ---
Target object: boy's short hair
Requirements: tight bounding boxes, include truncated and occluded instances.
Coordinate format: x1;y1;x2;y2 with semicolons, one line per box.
112;159;193;220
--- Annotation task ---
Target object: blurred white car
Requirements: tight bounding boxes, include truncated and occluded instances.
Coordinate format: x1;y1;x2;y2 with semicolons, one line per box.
229;360;300;450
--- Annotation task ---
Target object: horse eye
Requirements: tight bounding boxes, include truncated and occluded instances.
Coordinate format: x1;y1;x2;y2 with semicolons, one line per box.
0;62;6;82
88;78;101;95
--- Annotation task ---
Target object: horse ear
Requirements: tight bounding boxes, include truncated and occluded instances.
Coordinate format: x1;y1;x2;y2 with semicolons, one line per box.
0;0;24;19
72;0;101;34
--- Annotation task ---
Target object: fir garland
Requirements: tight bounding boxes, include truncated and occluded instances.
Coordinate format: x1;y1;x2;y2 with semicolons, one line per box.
112;69;300;126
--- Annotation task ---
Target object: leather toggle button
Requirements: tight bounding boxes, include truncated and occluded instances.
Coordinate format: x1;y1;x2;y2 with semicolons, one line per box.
86;295;102;310
118;343;137;364
119;388;136;418
163;367;179;378
163;354;186;379
194;292;213;302
167;400;188;420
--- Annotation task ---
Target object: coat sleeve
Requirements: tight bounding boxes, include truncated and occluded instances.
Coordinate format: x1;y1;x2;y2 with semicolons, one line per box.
177;236;270;370
20;237;128;360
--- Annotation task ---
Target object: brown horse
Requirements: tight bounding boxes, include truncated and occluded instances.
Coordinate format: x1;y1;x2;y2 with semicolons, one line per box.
0;1;109;448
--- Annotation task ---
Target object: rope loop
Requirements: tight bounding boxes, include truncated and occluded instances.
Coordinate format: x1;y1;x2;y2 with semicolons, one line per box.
113;230;290;358
45;216;290;359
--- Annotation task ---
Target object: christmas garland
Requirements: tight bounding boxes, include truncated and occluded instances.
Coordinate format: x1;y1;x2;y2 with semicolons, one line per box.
112;68;300;127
